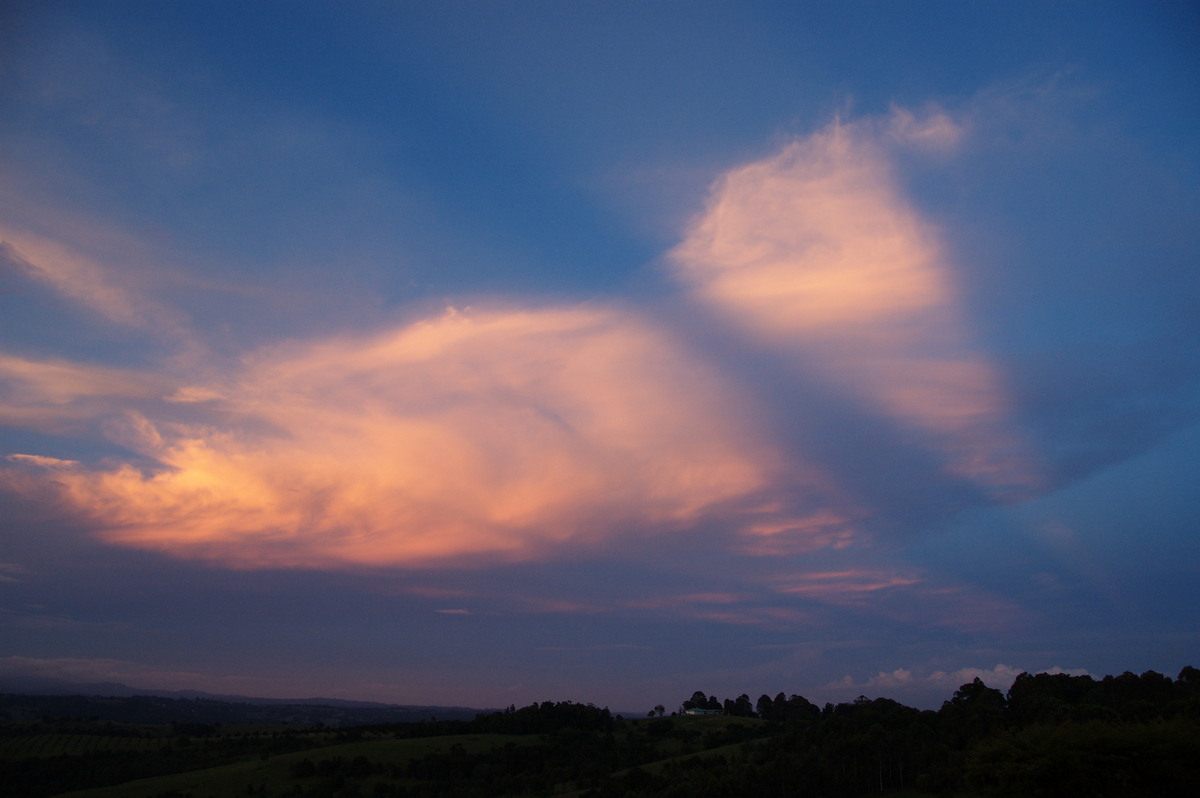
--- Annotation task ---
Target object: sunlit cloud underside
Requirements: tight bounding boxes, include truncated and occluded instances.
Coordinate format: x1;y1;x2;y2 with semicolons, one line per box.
2;112;1037;571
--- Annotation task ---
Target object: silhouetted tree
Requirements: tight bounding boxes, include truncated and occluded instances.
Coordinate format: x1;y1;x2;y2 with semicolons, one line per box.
940;677;1006;744
681;691;708;712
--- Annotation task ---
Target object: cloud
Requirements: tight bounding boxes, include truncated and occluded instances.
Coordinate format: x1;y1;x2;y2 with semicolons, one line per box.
18;304;849;568
0;224;188;340
0;655;183;685
0;562;28;583
830;663;1092;704
0;608;128;633
0;352;169;432
778;569;922;603
886;106;965;152
670;115;1040;497
1;108;1054;583
0;655;287;696
6;453;79;469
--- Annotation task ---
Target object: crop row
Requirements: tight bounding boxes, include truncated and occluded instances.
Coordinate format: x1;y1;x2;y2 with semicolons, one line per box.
0;733;168;758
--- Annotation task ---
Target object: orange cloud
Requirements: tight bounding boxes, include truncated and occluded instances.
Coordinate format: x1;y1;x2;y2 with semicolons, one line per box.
671;116;1039;495
26;305;847;568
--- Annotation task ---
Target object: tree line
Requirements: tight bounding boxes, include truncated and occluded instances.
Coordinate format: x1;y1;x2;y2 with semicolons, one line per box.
1;666;1196;796
603;666;1200;797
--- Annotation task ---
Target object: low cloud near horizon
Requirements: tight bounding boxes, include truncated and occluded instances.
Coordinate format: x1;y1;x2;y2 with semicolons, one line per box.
823;662;1094;706
0;653;1095;710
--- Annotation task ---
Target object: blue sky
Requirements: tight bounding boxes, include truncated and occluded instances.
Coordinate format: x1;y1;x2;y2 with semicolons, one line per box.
2;1;1198;711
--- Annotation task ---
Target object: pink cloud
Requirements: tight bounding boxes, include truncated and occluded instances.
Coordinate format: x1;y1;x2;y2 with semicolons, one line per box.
1;108;1046;581
17;305;848;568
671;117;1040;496
735;509;859;556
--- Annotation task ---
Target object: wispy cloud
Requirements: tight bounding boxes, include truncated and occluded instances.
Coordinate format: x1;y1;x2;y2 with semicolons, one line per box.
0;224;190;343
539;644;652;652
0;352;169;432
0;563;28;583
886;106;966;152
779;570;922;602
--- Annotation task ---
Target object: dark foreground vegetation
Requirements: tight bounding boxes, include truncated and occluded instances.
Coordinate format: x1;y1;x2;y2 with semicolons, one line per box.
1;666;1197;797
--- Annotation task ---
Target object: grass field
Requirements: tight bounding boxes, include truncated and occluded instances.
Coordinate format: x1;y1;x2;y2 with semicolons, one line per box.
53;732;543;798
28;715;765;797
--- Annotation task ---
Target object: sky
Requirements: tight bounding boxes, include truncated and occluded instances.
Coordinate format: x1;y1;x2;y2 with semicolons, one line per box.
1;1;1198;713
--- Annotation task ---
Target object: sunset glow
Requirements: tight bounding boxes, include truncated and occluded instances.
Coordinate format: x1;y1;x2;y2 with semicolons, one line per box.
31;306;818;567
2;1;1196;712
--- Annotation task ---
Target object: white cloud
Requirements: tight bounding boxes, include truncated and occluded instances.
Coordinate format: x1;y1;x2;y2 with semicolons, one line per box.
832;663;1093;701
887;106;965;151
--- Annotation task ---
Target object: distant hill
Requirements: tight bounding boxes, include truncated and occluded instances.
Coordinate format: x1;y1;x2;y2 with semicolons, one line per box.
0;679;486;726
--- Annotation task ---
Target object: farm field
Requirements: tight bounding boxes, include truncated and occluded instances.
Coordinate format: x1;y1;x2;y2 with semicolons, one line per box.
0;733;168;758
53;733;544;798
